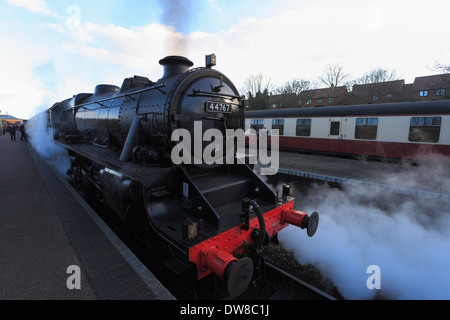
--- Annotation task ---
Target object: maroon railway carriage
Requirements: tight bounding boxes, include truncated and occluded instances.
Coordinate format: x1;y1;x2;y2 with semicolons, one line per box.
245;100;450;161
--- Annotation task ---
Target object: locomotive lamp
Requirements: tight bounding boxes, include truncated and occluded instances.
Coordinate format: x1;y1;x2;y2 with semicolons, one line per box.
206;54;216;68
282;184;293;200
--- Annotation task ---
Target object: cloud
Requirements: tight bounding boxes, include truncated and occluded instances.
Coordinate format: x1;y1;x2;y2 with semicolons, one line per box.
4;0;450;119
0;31;54;119
58;22;184;77
48;3;375;92
5;0;62;18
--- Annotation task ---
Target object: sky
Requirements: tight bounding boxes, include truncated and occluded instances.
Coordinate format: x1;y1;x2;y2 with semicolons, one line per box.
0;0;449;119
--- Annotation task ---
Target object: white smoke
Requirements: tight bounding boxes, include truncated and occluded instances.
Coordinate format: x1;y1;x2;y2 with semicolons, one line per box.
278;167;450;300
26;111;70;176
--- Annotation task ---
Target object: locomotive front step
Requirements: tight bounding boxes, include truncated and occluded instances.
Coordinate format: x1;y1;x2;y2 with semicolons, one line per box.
191;172;252;208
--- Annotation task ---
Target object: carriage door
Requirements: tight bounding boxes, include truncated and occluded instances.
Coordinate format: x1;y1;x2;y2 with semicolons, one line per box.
327;117;348;153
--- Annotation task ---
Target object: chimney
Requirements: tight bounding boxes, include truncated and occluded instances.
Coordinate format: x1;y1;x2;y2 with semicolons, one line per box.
159;56;194;79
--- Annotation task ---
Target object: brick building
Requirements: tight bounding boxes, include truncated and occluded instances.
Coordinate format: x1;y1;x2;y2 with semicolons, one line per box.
269;92;298;109
270;86;348;109
267;73;450;109
409;74;450;101
348;80;406;104
298;85;348;107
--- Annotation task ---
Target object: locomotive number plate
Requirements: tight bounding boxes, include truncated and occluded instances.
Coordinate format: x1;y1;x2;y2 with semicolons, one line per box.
205;101;232;113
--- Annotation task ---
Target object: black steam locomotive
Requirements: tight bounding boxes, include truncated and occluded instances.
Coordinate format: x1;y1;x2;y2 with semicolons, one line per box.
44;54;318;298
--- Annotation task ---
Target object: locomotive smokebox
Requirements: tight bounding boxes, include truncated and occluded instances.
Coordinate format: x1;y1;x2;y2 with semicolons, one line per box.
159;55;194;79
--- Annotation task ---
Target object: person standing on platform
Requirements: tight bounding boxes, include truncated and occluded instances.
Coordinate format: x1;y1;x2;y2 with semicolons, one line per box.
20;124;27;141
8;125;16;141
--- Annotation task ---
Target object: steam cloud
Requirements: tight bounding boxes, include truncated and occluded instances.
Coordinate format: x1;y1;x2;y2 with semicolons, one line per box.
26;111;70;176
158;0;192;55
278;164;450;300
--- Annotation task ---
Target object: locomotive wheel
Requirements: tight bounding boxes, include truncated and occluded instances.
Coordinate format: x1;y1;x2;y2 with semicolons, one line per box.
225;257;254;298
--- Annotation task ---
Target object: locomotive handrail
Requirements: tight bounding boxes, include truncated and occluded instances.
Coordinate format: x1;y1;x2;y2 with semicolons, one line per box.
189;89;243;101
71;83;168;110
242;199;266;252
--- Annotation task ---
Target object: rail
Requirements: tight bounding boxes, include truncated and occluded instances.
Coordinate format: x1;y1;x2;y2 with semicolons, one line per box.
265;261;337;300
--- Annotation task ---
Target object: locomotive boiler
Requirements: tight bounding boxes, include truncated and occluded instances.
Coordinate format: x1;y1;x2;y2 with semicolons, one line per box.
43;54;319;298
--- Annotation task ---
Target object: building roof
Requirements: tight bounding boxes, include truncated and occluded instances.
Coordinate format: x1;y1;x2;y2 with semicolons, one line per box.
298;86;348;100
412;74;450;91
0;115;20;120
352;80;405;97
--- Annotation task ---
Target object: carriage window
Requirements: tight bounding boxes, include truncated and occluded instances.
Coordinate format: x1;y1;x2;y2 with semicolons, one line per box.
250;119;265;131
355;117;378;140
330;122;340;136
409;117;441;143
296;119;311;137
272;119;285;135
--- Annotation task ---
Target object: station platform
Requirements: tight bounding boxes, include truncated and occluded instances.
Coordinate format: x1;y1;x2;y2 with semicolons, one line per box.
275;150;450;202
0;134;175;300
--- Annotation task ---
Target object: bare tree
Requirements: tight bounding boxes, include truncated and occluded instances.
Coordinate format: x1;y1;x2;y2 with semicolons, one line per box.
354;67;398;84
241;74;274;110
241;74;274;98
319;64;349;88
432;61;450;74
317;64;350;104
272;78;318;108
274;78;317;95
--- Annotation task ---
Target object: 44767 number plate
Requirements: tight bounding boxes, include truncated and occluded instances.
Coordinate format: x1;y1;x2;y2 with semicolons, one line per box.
205;101;233;113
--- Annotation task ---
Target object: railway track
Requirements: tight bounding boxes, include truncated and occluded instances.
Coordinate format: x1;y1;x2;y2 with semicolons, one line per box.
237;243;341;300
277;167;450;203
264;262;336;300
235;261;337;300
